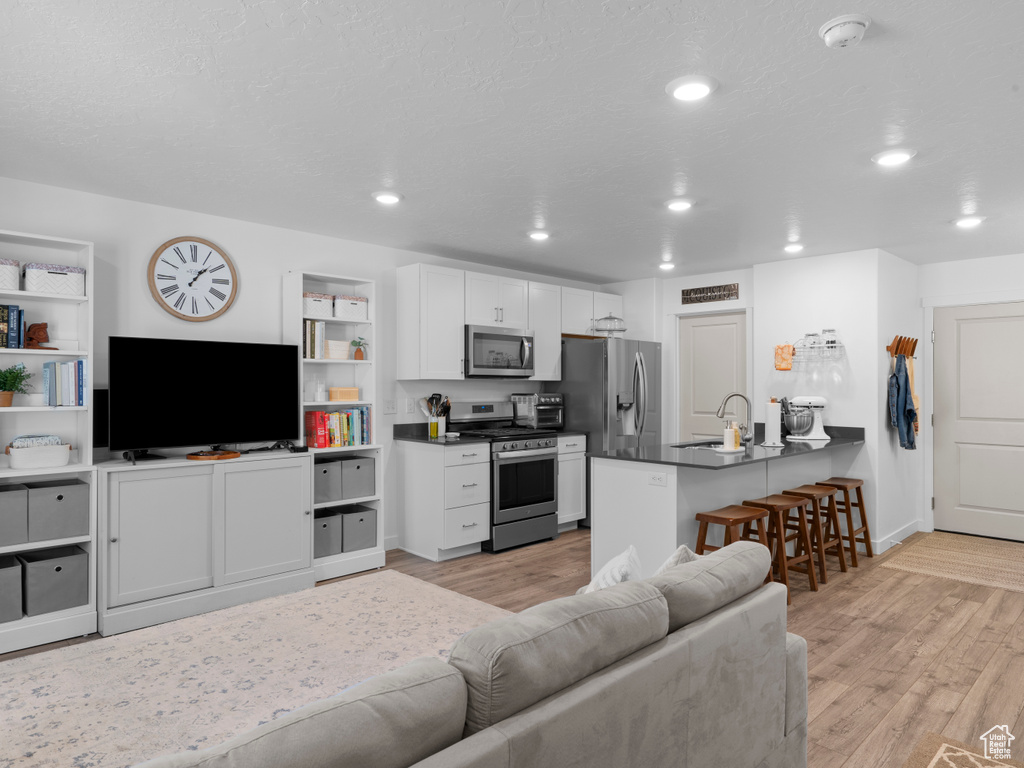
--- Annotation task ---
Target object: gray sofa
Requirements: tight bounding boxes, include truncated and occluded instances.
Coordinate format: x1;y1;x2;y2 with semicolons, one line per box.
138;541;807;768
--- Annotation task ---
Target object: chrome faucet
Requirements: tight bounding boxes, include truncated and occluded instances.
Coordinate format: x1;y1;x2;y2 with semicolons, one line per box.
716;392;754;444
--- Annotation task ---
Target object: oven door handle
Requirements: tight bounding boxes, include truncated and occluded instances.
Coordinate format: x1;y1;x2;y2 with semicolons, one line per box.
493;447;559;460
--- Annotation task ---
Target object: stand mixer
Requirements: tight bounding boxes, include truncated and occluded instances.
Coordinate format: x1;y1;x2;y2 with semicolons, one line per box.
785;396;830;442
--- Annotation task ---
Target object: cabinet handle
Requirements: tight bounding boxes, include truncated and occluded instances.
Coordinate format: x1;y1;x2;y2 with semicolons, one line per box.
500;307;504;322
110;537;118;543
494;307;499;322
305;510;311;515
462;452;478;458
462;482;478;488
462;522;478;528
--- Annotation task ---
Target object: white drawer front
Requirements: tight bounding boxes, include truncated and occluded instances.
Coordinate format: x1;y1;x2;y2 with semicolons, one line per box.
445;463;490;508
443;503;490;548
558;435;587;454
445;444;490;466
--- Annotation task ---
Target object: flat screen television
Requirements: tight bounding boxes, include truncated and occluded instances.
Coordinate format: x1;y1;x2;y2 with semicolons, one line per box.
108;336;299;457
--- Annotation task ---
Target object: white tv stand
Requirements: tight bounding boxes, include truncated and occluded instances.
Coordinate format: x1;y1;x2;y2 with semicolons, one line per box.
97;451;314;636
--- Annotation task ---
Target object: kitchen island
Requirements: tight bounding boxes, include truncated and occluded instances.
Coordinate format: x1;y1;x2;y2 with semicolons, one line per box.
590;427;864;577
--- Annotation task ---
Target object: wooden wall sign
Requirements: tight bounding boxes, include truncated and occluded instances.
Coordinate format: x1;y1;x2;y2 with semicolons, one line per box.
680;283;739;304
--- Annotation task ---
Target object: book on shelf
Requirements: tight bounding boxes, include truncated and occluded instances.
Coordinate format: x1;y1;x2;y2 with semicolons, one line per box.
302;319;329;359
305;406;372;448
41;359;87;406
0;304;26;348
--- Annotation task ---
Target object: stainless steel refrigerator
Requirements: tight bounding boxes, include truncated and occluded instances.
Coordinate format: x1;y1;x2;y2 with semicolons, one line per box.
544;337;661;524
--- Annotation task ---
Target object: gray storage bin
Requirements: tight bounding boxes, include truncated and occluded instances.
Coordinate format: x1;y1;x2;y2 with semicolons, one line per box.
314;509;342;559
339;457;375;500
0;484;28;547
341;505;377;552
0;555;21;623
26;479;89;542
314;460;342;504
17;545;89;616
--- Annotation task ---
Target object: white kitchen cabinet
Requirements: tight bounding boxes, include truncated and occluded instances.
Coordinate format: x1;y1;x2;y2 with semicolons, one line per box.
399;441;492;561
593;291;624;326
397;263;466;379
99;452;314;636
562;288;624;336
465;271;528;328
528;281;562;381
557;435;587;524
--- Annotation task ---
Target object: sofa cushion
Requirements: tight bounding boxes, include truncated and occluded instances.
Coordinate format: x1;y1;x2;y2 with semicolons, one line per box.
448;580;669;736
134;657;467;768
645;540;772;633
575;544;641;594
653;543;700;575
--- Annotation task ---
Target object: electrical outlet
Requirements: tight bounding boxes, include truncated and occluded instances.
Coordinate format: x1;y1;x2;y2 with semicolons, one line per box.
382;399;397;415
405;398;415;414
647;473;667;487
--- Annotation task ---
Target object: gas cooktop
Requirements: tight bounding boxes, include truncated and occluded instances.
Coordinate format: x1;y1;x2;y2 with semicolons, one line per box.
458;427;557;440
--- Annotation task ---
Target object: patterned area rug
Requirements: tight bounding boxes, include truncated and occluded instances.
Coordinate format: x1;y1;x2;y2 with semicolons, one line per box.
0;570;510;768
901;732;1024;767
882;532;1024;593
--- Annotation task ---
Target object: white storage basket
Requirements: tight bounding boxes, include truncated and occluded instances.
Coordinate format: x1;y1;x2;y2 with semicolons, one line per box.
5;443;72;470
334;295;368;321
0;259;19;291
303;292;334;318
23;263;86;296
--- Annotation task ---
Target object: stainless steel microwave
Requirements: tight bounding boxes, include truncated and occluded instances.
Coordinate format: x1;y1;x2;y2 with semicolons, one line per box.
465;325;535;378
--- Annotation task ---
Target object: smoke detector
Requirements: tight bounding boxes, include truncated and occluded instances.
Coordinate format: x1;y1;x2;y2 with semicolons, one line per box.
818;14;871;48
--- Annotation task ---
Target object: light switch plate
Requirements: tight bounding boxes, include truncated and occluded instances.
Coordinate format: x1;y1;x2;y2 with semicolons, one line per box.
647;473;667;487
405;398;416;414
382;399;397;415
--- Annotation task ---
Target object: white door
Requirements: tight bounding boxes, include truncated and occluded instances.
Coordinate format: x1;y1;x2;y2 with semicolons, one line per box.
561;287;594;335
528;281;562;381
678;312;747;441
465;271;501;326
420;265;465;379
934;302;1024;540
499;278;529;328
557;453;586;523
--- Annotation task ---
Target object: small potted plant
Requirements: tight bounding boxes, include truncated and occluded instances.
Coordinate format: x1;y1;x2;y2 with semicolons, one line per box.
0;363;31;407
350;337;369;360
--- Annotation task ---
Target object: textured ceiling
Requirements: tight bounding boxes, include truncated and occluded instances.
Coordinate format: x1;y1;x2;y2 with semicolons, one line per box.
1;0;1023;282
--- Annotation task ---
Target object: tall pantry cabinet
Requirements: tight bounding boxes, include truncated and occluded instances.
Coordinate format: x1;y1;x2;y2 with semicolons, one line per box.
0;229;95;654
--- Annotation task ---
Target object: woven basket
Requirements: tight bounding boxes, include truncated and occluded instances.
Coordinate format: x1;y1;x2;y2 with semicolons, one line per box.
0;259;19;291
5;443;72;469
334;295;368;321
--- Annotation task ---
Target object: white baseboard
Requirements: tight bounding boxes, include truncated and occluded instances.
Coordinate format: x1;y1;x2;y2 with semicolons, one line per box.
872;519;921;554
384;534;400;551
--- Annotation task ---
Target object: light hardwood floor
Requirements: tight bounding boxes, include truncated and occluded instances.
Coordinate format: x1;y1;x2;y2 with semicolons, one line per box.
5;528;1024;768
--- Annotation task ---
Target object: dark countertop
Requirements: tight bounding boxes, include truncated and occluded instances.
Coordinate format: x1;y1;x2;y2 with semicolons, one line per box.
591;426;864;470
392;423;490;446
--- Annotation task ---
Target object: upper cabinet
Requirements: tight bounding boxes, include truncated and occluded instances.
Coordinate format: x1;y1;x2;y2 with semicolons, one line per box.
397;264;466;380
561;288;623;336
528;281;561;382
465;271;528;328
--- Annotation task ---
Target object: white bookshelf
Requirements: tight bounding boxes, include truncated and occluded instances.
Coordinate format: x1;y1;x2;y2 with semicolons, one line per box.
0;228;96;654
282;271;385;581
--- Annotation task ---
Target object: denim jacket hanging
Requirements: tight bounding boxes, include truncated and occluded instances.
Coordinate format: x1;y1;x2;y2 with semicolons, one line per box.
888;354;917;449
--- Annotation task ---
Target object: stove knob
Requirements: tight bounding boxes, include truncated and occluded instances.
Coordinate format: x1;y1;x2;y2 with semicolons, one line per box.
512;442;520;450
501;442;510;450
525;441;534;449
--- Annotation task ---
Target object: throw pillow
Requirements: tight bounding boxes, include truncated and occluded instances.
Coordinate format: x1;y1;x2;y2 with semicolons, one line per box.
653;544;700;576
576;544;641;594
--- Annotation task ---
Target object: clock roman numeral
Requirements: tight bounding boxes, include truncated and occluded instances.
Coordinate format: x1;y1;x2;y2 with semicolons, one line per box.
190;243;198;262
174;293;187;310
209;287;227;302
160;258;177;268
160;284;179;296
173;247;187;263
209;264;225;273
156;273;175;280
206;297;215;311
191;297;198;315
212;278;229;285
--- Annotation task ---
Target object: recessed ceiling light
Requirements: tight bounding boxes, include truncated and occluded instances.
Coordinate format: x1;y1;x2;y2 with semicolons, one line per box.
955;216;985;229
666;199;693;212
373;191;402;205
784;244;804;254
665;75;718;102
529;230;550;241
871;149;916;167
659;262;675;271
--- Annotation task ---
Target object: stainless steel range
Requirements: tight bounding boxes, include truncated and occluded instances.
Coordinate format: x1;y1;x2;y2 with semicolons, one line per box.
449;400;558;552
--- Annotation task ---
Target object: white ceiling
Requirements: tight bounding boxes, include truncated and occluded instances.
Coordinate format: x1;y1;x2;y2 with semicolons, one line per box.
1;0;1023;283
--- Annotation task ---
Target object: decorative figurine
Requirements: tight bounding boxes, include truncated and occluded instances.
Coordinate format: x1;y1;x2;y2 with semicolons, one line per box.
25;323;57;350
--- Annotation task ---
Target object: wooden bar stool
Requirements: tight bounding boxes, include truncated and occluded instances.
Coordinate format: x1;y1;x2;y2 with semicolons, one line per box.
783;484;848;583
743;494;818;603
819;477;873;566
694;504;770;554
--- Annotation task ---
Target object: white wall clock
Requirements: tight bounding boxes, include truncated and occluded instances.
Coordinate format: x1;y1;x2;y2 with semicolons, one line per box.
147;236;239;322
